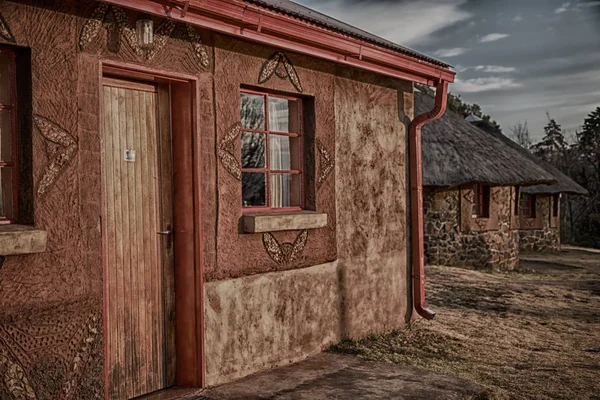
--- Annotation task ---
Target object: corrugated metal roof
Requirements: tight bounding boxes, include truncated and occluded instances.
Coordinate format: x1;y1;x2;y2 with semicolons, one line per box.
243;0;452;68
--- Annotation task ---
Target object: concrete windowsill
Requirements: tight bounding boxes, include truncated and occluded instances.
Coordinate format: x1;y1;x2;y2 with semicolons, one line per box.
241;211;328;233
0;224;48;255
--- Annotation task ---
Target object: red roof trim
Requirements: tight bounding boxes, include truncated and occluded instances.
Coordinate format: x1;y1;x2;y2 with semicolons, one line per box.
102;0;455;85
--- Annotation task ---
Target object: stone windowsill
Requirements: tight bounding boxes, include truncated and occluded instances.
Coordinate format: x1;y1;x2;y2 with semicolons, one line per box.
0;224;48;256
241;211;328;233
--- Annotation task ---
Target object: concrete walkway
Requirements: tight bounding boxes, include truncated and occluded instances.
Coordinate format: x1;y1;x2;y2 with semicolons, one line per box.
202;353;488;400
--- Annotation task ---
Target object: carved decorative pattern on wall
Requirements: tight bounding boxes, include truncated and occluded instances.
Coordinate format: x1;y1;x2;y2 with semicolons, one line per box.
79;3;209;66
263;230;308;265
258;52;303;93
490;189;502;204
462;189;474;204
316;139;334;188
33;115;78;198
218;122;242;180
523;218;536;228
185;24;210;68
474;218;488;230
0;302;102;400
79;3;109;50
0;13;16;43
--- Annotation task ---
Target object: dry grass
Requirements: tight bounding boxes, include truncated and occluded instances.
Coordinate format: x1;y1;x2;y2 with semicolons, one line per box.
330;248;600;400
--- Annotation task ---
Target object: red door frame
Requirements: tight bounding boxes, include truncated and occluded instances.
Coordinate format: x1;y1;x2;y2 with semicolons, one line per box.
99;59;206;398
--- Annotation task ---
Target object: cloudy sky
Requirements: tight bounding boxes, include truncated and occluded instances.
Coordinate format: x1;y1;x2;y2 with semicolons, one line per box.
294;0;600;141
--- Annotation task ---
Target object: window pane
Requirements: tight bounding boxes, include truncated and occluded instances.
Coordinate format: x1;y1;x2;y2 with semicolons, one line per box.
0;53;10;105
0;167;13;219
270;135;300;171
240;93;265;130
0;109;12;162
268;96;299;133
241;131;265;168
271;173;301;208
242;172;266;207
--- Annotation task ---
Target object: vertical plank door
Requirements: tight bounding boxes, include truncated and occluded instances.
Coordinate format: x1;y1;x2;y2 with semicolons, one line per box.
102;77;175;400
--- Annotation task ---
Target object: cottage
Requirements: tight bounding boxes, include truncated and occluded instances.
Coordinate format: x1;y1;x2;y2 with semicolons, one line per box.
417;92;557;270
0;1;457;398
498;143;588;252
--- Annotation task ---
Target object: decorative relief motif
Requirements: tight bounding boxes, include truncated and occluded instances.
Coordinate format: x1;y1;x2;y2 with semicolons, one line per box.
263;230;308;265
0;13;16;44
316;139;334;188
79;3;109;50
258;52;303;93
185;24;210;68
0;351;36;400
0;302;101;400
218;123;242;180
523;218;536;228
33;115;78;198
474;218;488;230
490;188;502;204
79;3;209;66
109;6;144;56
462;189;474;204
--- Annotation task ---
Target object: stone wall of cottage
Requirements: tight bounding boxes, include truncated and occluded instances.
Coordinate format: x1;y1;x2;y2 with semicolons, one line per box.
519;195;560;252
423;187;519;270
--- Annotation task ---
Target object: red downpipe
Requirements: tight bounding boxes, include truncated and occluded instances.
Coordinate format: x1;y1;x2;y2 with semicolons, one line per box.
409;80;449;320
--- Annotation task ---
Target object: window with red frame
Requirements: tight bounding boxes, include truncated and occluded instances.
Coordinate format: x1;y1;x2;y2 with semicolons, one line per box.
520;193;535;218
471;184;490;218
0;47;17;222
240;89;303;211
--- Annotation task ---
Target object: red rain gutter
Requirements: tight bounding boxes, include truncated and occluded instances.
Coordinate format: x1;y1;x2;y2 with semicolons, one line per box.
409;81;449;320
101;0;455;85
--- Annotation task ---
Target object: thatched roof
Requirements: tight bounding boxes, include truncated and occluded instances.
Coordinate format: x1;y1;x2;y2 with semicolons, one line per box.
521;160;587;195
417;92;557;188
468;116;587;195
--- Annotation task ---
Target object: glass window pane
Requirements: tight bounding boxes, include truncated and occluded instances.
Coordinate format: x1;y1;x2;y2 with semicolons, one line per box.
268;96;299;133
0;167;13;219
0;53;10;105
270;173;301;208
0;109;12;162
270;135;300;171
241;131;265;168
242;172;266;207
240;93;265;130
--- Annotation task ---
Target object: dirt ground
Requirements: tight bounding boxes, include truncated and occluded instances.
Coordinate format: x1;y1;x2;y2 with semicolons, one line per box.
331;248;600;400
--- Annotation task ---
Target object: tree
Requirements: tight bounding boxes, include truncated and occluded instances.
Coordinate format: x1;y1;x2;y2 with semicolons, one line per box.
509;121;532;149
577;107;600;180
531;113;568;162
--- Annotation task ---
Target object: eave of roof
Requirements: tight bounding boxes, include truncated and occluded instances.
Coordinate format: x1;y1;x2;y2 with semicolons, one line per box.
101;0;455;85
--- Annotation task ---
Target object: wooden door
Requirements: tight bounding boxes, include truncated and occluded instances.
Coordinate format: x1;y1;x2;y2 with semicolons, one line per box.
102;77;176;399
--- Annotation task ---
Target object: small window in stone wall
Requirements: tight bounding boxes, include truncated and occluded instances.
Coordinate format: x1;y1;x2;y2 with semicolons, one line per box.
514;186;520;216
520;193;536;218
553;193;560;217
472;184;490;218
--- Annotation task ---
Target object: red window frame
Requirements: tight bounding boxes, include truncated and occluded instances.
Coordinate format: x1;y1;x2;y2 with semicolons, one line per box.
0;47;18;223
471;184;490;218
520;193;535;218
240;88;304;213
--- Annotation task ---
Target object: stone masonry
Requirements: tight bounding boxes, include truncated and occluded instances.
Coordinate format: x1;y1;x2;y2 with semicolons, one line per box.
519;195;560;252
423;187;519;270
